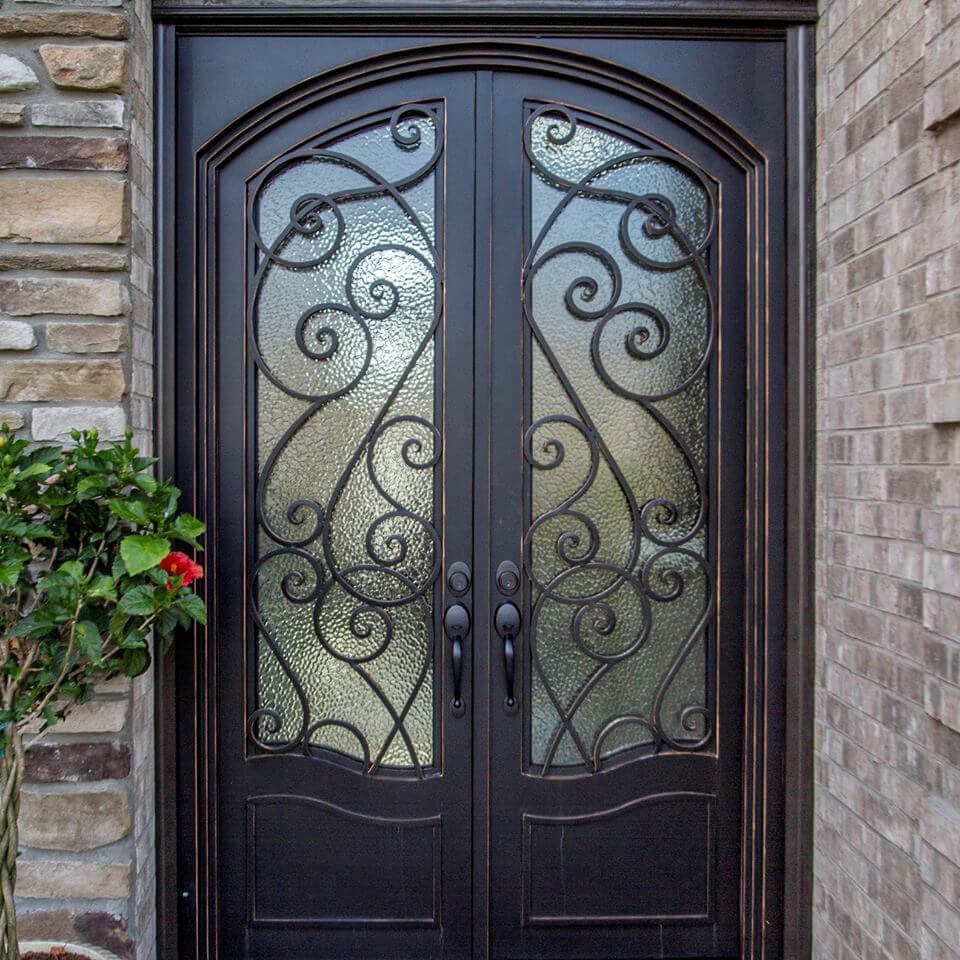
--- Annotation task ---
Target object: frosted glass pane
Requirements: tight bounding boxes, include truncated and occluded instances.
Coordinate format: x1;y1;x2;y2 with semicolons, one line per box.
249;106;442;774
524;105;715;772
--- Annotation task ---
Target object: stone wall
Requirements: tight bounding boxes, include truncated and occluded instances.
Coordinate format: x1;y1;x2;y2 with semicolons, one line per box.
0;0;153;955
816;1;960;958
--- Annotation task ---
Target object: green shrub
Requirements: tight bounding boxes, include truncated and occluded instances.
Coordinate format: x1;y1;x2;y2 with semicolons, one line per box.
0;425;205;959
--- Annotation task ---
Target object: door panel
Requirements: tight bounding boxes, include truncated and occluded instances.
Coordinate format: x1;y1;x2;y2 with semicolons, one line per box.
205;73;477;959
486;73;746;959
172;38;787;960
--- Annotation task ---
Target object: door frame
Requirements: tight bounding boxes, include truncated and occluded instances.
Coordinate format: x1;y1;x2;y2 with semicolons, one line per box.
152;6;817;959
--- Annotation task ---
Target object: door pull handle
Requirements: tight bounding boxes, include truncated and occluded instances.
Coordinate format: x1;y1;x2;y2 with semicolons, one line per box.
495;602;521;715
444;603;470;717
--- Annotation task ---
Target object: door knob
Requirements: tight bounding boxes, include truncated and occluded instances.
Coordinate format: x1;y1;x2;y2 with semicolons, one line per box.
495;602;521;714
444;603;470;717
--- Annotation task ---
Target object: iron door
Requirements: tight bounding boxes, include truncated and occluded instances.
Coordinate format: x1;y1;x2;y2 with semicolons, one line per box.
188;71;478;960
484;71;750;960
171;37;789;960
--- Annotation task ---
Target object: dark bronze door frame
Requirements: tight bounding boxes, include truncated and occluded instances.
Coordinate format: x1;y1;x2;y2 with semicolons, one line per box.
154;6;816;960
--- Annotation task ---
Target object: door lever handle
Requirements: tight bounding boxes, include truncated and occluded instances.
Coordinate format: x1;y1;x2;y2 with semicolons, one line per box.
495;602;521;715
444;603;470;717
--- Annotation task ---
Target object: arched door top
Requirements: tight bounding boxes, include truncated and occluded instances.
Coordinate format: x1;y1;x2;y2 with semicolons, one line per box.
197;41;766;177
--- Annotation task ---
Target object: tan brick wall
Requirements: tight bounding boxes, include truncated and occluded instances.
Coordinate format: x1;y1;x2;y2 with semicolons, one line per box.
0;0;153;954
816;1;960;958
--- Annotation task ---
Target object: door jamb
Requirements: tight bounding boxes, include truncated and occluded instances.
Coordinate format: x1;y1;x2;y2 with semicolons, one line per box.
783;23;816;960
153;11;817;960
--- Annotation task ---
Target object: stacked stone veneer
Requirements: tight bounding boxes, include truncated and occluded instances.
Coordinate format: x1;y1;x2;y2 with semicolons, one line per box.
0;0;153;957
816;0;960;958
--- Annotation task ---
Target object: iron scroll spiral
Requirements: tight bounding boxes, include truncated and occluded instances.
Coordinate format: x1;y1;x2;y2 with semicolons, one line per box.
246;105;444;777
522;104;717;774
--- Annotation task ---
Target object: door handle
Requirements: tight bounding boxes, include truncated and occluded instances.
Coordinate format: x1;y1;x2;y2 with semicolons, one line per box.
444;603;470;717
495;602;521;715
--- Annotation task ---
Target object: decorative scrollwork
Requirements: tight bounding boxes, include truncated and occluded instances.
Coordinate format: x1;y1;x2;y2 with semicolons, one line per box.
246;103;444;777
522;102;717;774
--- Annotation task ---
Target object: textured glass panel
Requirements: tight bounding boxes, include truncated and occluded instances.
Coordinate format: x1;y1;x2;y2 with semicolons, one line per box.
523;105;715;772
248;106;442;774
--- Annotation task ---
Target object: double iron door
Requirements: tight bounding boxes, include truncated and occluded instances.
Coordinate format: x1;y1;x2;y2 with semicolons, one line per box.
174;39;787;960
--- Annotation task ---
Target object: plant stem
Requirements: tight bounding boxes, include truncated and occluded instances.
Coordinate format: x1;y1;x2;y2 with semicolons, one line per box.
0;728;23;960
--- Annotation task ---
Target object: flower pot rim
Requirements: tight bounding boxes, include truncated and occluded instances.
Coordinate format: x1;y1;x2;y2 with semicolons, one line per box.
19;940;124;960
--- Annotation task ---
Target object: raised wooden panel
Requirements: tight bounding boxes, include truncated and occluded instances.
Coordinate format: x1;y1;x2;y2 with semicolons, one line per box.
523;793;712;924
248;795;441;926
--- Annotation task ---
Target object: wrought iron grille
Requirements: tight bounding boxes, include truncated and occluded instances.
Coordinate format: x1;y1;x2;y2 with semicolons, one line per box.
245;103;444;777
521;103;718;774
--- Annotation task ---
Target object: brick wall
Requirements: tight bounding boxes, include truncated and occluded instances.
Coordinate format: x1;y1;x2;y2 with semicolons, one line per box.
816;1;960;958
0;0;153;955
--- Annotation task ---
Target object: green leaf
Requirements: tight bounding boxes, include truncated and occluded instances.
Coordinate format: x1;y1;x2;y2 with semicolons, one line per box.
0;513;27;537
14;462;53;482
120;535;170;576
176;590;206;626
161;487;181;519
22;522;54;539
36;487;73;507
119;627;146;649
119;647;151;677
158;607;180;634
132;473;158;495
74;620;103;660
11;609;62;639
109;499;152;525
173;513;205;542
58;560;84;584
76;475;109;500
0;561;24;587
88;574;118;602
118;585;158;616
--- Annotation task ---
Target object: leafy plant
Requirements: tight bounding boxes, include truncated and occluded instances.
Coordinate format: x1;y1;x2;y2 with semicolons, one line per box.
0;426;205;960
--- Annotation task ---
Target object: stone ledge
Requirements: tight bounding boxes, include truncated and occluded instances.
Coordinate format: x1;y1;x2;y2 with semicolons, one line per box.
0;251;127;273
25;742;131;783
24;699;127;735
0;411;25;431
31;100;124;130
0;360;125;403
0;320;36;351
39;44;127;93
0;136;127;172
0;278;128;316
0;103;23;126
47;321;128;353
31;404;126;441
16;861;131;900
0;178;125;245
20;789;131;852
0;54;38;92
0;12;128;39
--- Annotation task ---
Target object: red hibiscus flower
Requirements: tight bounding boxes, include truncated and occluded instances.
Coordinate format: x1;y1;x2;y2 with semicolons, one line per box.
159;551;204;590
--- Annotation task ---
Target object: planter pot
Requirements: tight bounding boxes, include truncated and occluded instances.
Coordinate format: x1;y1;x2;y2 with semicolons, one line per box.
20;942;123;960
